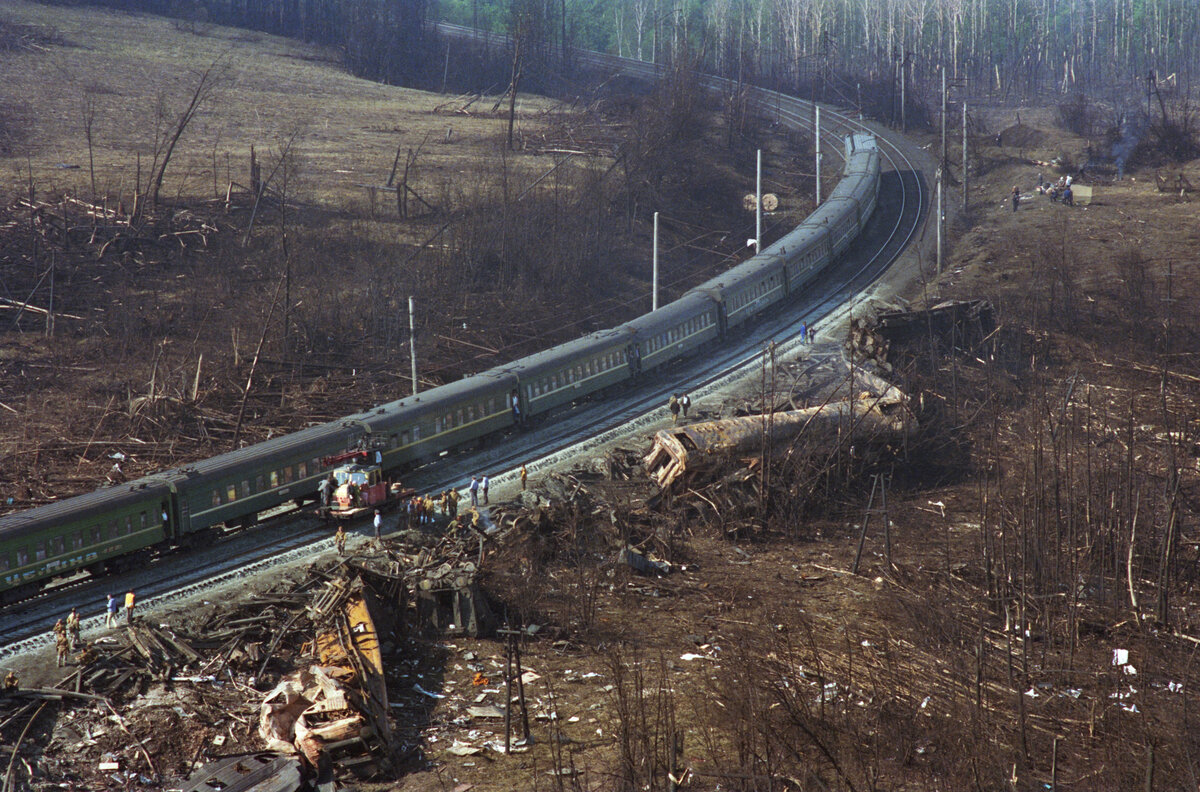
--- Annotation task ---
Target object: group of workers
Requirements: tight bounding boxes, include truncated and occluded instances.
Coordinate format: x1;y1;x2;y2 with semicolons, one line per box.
331;465;531;555
1012;173;1078;211
48;591;136;668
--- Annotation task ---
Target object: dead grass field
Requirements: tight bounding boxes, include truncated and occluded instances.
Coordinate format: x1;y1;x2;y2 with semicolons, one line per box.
0;0;805;503
0;1;566;212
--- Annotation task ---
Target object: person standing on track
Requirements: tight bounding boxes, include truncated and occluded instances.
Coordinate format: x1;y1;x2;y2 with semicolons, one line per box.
520;464;528;491
481;475;489;505
680;393;691;419
124;590;136;625
335;524;347;555
374;509;383;541
668;394;680;424
469;476;480;507
1011;185;1020;212
105;593;119;628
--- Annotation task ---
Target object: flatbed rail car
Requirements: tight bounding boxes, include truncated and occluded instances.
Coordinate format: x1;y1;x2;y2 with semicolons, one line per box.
0;134;882;602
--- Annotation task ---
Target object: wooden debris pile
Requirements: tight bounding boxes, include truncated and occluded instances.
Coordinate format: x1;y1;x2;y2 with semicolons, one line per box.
385;525;496;638
0;560;414;791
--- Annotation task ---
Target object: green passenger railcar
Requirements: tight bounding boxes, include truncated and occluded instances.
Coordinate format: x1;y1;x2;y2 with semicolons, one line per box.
171;422;359;535
0;482;170;603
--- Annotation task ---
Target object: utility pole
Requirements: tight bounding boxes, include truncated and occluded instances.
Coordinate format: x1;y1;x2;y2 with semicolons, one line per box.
652;211;660;310
962;100;969;213
409;295;418;396
936;171;943;274
815;107;822;205
941;67;948;171
755;150;762;253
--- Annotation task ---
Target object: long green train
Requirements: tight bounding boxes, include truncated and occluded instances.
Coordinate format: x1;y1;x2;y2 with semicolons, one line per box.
1;133;880;604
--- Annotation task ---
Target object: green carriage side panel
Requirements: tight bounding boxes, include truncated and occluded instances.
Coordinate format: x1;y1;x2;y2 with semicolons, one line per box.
0;481;169;594
170;421;360;534
508;329;633;418
621;292;721;373
365;372;518;470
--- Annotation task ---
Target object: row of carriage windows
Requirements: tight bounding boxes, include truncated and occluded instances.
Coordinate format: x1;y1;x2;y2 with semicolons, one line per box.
210;459;320;508
645;312;714;354
528;349;629;399
1;512;149;571
431;396;498;435
731;275;783;311
524;311;718;400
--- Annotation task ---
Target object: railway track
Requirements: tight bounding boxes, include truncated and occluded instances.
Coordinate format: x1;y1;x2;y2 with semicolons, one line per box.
0;42;930;658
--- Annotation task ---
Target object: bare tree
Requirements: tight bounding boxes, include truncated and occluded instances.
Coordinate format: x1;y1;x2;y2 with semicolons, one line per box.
148;55;231;211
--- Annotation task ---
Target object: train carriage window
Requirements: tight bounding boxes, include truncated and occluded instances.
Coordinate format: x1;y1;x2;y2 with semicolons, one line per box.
125;516;133;535
35;542;46;561
488;397;495;412
109;520;119;539
467;405;475;421
212;490;222;507
16;547;28;566
270;471;279;488
456;409;464;426
52;536;65;555
283;467;294;484
226;484;238;502
91;526;102;544
241;480;250;498
256;475;265;492
413;426;420;441
401;431;410;446
297;462;307;479
0;554;7;571
73;531;84;550
140;513;148;530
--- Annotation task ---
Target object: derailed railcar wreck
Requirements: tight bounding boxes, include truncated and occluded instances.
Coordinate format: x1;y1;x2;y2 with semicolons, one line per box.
644;364;916;493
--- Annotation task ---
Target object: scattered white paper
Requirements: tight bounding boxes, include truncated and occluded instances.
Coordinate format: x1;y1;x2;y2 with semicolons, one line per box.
414;683;446;699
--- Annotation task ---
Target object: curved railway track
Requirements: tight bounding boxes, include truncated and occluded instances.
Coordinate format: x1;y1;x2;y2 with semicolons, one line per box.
0;40;930;658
